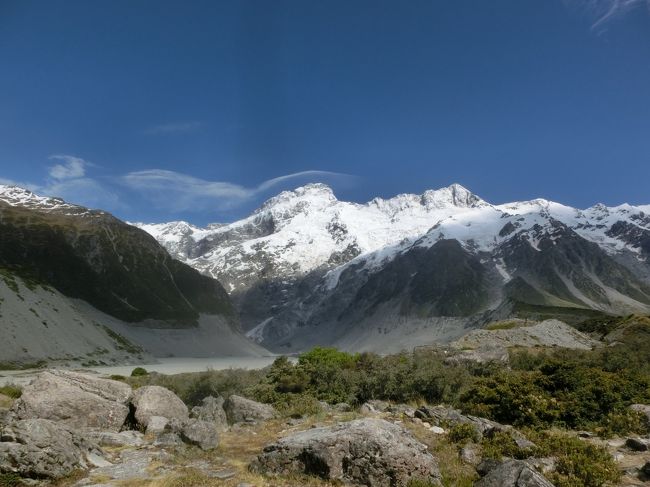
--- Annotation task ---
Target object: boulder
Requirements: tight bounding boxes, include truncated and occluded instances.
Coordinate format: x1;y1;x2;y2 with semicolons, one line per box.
360;402;380;415
12;370;132;431
460;445;480;465
386;404;416;418
224;395;277;424
415;405;501;438
191;396;228;431
180;419;220;450
0;418;104;479
251;418;441;486
132;386;188;428
145;415;169;435
475;459;555;487
626;437;649;451
333;402;352;412
85;430;145;447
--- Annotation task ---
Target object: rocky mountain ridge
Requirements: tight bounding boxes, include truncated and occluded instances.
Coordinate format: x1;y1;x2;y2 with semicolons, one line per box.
0;184;266;366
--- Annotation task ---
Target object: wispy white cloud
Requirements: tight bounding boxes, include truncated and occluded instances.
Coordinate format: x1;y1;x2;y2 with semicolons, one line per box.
44;177;125;210
48;154;88;180
144;121;202;135
3;155;354;217
121;169;352;212
1;155;125;211
567;0;649;30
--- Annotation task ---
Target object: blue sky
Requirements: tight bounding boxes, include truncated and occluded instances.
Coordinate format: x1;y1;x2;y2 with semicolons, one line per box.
1;0;649;224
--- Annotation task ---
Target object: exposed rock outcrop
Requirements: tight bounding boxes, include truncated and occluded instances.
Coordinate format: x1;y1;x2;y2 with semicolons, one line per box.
453;320;599;352
191;395;228;431
179;419;220;450
12;370;132;431
475;459;555;487
415;405;502;438
224;395;277;424
251;418;441;486
132;385;188;428
0;418;106;479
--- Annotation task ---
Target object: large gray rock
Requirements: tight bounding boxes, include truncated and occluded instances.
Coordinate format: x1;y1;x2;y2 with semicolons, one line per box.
415;405;501;438
85;430;145;447
251;418;441;486
180;419;220;450
191;396;228;431
12;370;132;431
475;459;555;487
131;385;188;428
224;395;277;424
145;415;169;435
0;418;104;479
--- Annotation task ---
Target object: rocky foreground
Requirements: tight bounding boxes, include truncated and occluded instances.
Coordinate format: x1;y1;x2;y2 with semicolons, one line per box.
1;370;650;486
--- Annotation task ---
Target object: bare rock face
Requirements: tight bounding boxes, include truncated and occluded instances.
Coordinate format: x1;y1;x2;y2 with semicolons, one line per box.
132;385;188;428
224;395;277;424
415;405;501;439
191;396;229;431
145;415;169;435
251;418;441;487
148;417;219;450
0;418;104;479
12;370;132;431
85;430;145;448
475;459;555;487
180;419;220;450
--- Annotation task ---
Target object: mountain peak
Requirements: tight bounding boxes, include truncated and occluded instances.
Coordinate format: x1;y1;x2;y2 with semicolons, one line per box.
257;183;337;213
421;183;486;209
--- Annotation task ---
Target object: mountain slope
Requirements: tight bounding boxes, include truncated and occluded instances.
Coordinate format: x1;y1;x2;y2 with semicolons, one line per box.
136;184;650;353
0;185;266;365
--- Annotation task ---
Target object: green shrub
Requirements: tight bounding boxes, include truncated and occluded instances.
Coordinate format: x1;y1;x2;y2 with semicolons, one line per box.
530;431;620;487
480;430;529;460
460;372;561;428
447;423;480;444
109;374;127;382
267;356;308;393
598;409;650;438
271;393;323;418
298;347;359;368
0;384;22;399
130;367;148;377
0;473;22;487
462;352;650;433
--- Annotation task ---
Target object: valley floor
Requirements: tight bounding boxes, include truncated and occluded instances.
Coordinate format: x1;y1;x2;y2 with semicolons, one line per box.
0;357;279;386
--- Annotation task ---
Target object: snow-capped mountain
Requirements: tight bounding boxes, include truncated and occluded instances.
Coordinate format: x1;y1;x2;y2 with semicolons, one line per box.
135;183;488;290
136;183;650;353
0;184;98;216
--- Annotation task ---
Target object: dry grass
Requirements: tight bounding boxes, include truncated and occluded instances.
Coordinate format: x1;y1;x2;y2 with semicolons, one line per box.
403;421;478;487
0;393;13;409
